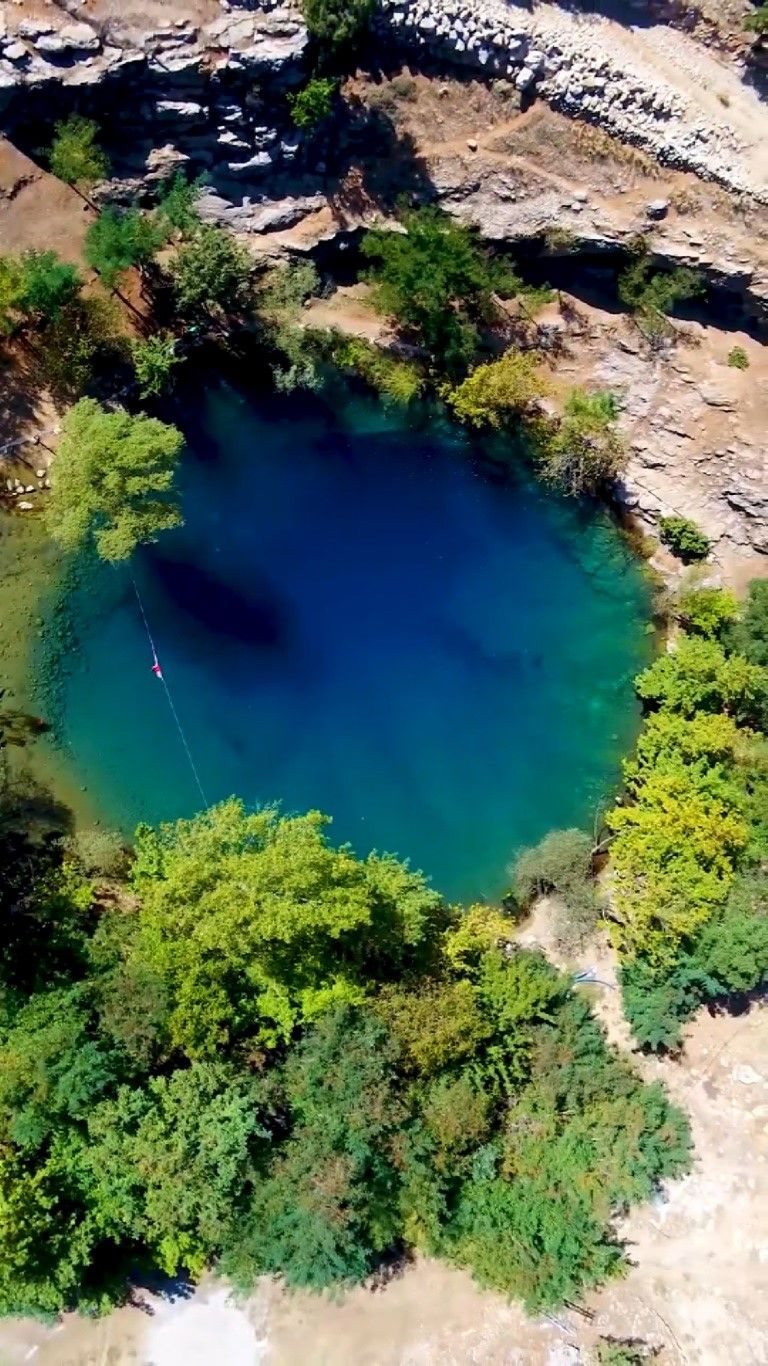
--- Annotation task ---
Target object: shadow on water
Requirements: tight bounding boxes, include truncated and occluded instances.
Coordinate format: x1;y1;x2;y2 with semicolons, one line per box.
149;553;293;654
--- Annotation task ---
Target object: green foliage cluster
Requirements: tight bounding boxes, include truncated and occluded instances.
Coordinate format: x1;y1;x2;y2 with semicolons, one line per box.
0;250;82;334
727;344;749;370
535;389;626;497
45;398;183;562
46;116;110;192
154;171;205;237
131;334;181;399
745;3;768;36
39;297;126;406
301;0;374;55
676;586;739;639
169;225;254;317
607;580;768;1047
85;207;165;290
658;515;710;562
445;352;547;427
0;790;689;1317
325;333;424;406
288;77;337;130
362;207;522;376
618;242;704;339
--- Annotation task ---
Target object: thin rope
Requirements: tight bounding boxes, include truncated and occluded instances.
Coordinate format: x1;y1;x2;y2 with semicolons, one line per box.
129;568;209;810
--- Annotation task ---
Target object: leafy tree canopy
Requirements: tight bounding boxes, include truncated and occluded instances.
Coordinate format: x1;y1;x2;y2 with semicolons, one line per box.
535;389;626;496
46;398;183;562
445;351;547;428
362;207;520;376
169;225;254;316
131;333;181;399
288;77;337;130
302;0;374;55
85;207;164;289
47;115;110;190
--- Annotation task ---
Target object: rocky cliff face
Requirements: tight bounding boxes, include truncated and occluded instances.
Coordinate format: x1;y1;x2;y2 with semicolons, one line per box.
0;0;765;572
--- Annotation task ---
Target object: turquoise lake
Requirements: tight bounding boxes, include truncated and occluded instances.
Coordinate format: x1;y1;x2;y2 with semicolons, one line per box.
47;383;651;902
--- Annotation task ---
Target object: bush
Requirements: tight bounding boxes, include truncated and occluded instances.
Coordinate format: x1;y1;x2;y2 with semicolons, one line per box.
725;578;768;667
658;515;710;562
63;827;128;879
536;389;626;496
618;243;704;335
85;207;164;289
288;78;337;130
745;3;768;36
511;828;599;948
676;587;739;639
328;334;423;406
155;171;205;236
169;225;254;316
35;294;126;402
47;115;109;191
131;334;181;399
13;251;81;323
302;0;374;54
445;351;546;428
362;206;522;377
727;344;749;370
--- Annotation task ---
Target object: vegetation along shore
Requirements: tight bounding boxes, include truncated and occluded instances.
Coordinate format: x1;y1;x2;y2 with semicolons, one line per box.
0;0;767;1360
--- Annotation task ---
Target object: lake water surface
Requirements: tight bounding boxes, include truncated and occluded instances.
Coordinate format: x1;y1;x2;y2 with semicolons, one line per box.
46;383;651;901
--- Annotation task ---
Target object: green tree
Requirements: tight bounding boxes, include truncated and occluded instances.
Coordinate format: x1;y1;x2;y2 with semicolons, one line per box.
676;586;739;639
155;171;205;236
618;244;703;339
288;77;337;130
512;828;599;949
725;578;768;667
445;351;546;428
47;115;110;193
46;398;183;562
362;207;519;375
326;333;423;406
375;980;491;1076
169;225;254;316
0;257;21;334
85;207;164;289
131;334;181;398
85;1063;273;1276
13;251;81;323
636;634;768;726
127;800;444;1058
35;294;126;402
302;0;374;55
745;3;768;36
536;389;626;496
657;514;710;562
221;1008;404;1291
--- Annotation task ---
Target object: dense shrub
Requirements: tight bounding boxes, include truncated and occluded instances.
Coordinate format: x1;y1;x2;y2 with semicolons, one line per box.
727;344;749;369
657;515;710;562
47;115;110;191
445;351;546;427
0;794;689;1317
302;0;374;54
169;225;254;316
362;206;522;376
535;389;626;496
288;77;337;129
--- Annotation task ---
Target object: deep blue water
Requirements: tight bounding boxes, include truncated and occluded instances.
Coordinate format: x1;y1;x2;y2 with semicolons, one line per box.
47;383;650;901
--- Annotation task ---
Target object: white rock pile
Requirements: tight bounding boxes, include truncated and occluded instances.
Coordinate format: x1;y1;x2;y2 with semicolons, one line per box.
380;0;768;204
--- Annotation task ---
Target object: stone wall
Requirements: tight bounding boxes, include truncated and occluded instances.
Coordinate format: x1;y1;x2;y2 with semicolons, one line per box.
378;0;767;204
